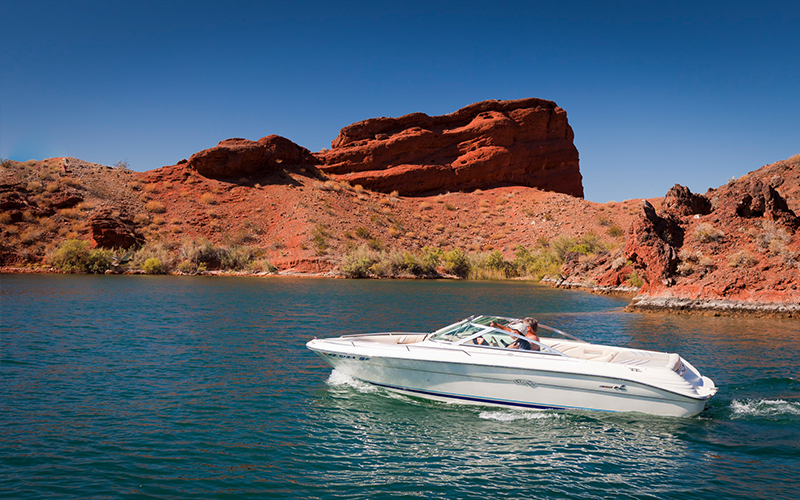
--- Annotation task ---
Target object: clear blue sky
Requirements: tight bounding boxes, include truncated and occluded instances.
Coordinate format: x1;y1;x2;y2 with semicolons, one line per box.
1;1;797;202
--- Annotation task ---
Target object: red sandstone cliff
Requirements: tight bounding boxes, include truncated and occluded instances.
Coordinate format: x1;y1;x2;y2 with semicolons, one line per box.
314;98;583;197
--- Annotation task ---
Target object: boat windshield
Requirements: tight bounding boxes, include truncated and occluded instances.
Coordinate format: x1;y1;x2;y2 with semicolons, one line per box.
429;315;585;355
428;319;490;343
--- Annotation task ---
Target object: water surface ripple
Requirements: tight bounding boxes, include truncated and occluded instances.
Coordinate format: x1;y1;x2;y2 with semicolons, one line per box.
2;274;798;499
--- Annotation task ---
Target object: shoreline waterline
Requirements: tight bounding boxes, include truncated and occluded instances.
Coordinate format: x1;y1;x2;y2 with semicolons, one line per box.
3;266;797;319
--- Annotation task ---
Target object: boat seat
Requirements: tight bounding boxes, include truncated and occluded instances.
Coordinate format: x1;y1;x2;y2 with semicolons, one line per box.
549;343;617;362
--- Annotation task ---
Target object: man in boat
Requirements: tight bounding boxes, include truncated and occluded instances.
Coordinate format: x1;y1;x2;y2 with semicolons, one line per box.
490;317;540;351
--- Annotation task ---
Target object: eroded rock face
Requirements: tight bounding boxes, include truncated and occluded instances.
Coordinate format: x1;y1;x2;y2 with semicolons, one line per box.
624;200;682;288
315;98;583;197
88;209;144;249
663;184;711;216
733;179;797;226
188;136;314;179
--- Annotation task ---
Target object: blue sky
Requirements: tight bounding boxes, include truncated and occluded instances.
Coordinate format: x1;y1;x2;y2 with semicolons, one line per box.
1;1;798;202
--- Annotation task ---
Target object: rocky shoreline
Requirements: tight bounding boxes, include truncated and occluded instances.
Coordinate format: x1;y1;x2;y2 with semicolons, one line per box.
626;295;799;319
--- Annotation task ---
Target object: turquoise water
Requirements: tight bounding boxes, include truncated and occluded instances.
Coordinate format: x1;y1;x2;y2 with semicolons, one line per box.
1;274;799;499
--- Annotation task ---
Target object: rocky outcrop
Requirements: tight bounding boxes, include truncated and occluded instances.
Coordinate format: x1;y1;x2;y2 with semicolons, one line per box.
88;209;144;249
315;98;583;197
188;135;315;179
731;178;798;227
662;184;711;216
623;200;683;288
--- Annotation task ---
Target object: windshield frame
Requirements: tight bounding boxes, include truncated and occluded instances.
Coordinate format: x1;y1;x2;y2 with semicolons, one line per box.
429;315;571;356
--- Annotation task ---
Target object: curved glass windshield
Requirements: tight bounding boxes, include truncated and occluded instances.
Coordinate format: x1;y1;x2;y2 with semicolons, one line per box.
430;315;572;356
429;321;487;342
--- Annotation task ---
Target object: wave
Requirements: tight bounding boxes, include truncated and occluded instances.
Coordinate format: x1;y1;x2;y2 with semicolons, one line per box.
478;409;564;422
326;369;378;393
729;398;800;419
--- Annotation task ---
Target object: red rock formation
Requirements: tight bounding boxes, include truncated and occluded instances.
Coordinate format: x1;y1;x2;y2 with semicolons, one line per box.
315;98;583;197
188;135;314;179
662;184;711;217
624;200;682;289
87;209;144;249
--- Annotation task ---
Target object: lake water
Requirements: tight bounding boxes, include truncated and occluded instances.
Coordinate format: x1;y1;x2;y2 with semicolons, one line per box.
2;274;799;499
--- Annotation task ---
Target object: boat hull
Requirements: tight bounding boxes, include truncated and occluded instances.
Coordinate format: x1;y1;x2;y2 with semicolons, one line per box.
308;341;711;417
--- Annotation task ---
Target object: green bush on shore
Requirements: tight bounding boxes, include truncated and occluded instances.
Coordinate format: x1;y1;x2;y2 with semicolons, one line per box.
339;233;611;281
49;239;114;274
47;237;276;275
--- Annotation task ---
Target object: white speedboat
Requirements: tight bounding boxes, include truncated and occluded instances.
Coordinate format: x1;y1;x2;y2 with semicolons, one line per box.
306;315;717;417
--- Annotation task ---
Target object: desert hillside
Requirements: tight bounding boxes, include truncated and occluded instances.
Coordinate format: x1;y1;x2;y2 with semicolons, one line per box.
1;98;797;317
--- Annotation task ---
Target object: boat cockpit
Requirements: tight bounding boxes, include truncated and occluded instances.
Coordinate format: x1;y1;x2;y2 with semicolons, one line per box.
427;315;586;357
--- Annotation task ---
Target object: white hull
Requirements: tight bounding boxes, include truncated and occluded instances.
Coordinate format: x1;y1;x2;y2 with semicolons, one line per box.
307;317;717;417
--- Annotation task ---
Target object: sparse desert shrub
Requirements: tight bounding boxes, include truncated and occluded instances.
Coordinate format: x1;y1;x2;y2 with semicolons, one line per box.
59;208;83;219
756;221;791;254
569;233;605;256
26;181;43;193
86;248;114;274
419;202;432;211
0;212;12;225
355;226;371;239
341;245;381;278
61;177;82;188
698;254;715;271
728;251;758;268
607;224;624;238
311;225;329;255
180;237;218;267
676;261;694;276
49;239;112;273
200;193;216;205
442;248;470;278
550;235;578;262
45;182;60;193
133;213;150;224
512;245;561;280
145;201;166;213
627;271;644;287
247;259;277;274
143;183;159;193
133;241;177;271
220;245;259;270
19;228;43;244
176;260;196;274
419;246;442;275
143;257;166;274
444;203;456;211
693;223;725;244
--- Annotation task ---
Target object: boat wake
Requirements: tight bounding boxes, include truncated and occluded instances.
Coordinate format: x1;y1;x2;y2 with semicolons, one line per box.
478;409;564;422
729;398;800;419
